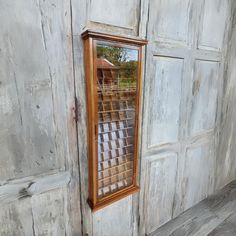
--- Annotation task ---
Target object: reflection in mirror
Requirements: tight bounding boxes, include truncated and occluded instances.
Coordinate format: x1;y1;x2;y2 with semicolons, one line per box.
96;43;139;198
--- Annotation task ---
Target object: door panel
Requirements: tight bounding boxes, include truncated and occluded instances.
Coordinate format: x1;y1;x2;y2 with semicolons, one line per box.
189;60;219;135
148;0;191;44
147;57;183;147
144;154;178;234
198;0;229;51
140;0;230;234
89;0;139;30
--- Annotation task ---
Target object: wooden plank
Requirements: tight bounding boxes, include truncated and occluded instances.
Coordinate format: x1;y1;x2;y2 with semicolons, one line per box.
174;142;215;216
33;0;82;234
31;188;67;235
148;0;191;44
0;0;58;181
144;154;178;234
89;0;139;30
189;60;220;136
215;0;236;190
71;0;93;234
147;56;183;147
0;198;34;236
198;0;230;51
0;171;70;204
150;181;236;236
93;196;133;236
0;0;82;234
208;213;236;236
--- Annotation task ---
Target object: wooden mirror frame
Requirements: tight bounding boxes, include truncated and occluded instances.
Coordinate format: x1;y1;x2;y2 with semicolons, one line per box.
82;30;147;211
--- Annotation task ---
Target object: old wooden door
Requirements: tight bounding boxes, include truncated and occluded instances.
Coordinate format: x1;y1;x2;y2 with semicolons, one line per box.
0;0;234;235
139;0;231;235
72;0;232;235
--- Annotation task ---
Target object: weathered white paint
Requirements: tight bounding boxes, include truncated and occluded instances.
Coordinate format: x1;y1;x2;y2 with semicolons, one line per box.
89;0;139;30
174;142;215;216
0;0;81;235
0;0;57;181
93;196;133;236
150;181;236;236
147;57;183;147
0;198;34;236
189;60;219;136
216;1;236;190
139;0;232;234
148;0;191;44
0;0;235;235
198;0;229;51
144;154;178;234
0;171;70;204
31;188;66;235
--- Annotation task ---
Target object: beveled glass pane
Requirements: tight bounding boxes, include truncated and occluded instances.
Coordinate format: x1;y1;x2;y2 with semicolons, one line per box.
96;42;138;199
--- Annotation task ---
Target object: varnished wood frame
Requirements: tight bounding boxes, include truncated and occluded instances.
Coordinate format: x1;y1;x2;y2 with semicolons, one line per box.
82;30;147;211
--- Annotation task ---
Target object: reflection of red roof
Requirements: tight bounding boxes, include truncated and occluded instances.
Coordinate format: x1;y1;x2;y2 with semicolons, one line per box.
97;58;117;69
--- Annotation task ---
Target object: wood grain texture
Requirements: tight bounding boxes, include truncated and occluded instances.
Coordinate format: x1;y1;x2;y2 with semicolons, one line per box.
208;213;236;236
0;0;235;235
93;196;133;236
89;0;139;30
189;60;219;136
0;171;70;204
216;0;236;190
139;0;232;234
174;142;215;217
144;154;178;234
37;0;82;234
147;56;183;147
0;198;34;236
0;0;82;235
198;0;230;51
70;0;93;234
70;0;145;234
150;180;236;236
31;188;67;236
0;0;58;181
148;0;191;44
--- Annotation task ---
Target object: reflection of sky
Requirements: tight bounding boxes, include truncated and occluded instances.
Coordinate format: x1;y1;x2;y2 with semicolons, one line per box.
97;43;138;62
125;49;138;61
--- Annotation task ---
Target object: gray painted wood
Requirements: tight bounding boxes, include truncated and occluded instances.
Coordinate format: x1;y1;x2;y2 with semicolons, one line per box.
31;188;67;235
198;0;230;51
0;0;82;235
0;198;34;236
0;0;58;181
139;0;232;235
71;0;145;235
148;0;191;44
189;60;219;136
147;57;183;147
216;0;236;190
149;180;236;236
0;171;70;204
0;0;235;235
208;213;236;236
93;196;133;236
70;0;92;235
89;0;139;30
144;154;178;234
174;142;215;216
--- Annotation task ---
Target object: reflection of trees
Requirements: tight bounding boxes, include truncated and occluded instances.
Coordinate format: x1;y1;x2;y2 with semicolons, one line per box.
97;45;138;84
120;61;138;81
97;45;127;65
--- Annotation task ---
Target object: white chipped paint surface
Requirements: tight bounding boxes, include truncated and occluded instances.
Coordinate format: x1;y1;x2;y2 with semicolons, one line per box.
0;0;235;235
